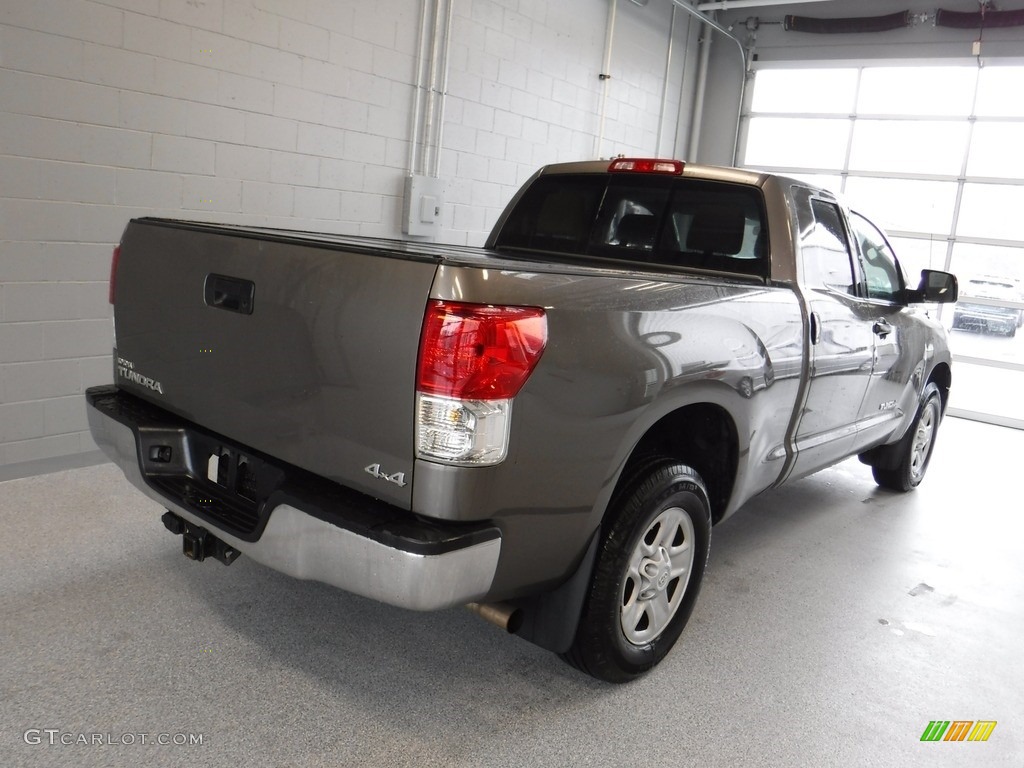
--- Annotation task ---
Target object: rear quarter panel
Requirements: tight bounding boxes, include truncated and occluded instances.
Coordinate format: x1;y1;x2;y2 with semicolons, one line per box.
413;263;804;598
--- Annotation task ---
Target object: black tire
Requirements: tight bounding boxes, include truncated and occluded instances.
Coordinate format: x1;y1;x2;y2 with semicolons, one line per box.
562;459;711;683
872;382;943;492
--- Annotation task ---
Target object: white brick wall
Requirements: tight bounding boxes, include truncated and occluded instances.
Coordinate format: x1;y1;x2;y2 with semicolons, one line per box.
0;0;697;467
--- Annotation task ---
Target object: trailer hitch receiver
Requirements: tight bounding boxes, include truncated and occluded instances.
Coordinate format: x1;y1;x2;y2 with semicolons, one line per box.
161;511;242;566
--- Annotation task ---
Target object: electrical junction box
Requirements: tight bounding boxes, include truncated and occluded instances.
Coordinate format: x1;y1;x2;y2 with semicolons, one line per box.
403;174;445;238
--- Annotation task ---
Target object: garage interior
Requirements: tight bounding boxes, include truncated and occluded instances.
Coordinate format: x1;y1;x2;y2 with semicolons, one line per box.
2;0;1023;766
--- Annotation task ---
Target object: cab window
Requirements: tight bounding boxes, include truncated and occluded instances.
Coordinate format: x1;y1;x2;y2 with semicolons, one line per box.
494;175;606;254
850;212;904;302
801;198;857;294
494;174;769;278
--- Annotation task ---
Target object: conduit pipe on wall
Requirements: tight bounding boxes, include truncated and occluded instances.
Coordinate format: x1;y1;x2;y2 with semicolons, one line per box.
656;5;678;156
408;2;431;175
688;26;712;161
595;0;619;158
671;11;693;159
421;0;444;177
669;0;747;165
409;0;453;179
430;1;455;178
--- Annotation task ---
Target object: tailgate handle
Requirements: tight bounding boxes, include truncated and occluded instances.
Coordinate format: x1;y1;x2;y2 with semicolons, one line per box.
205;274;254;315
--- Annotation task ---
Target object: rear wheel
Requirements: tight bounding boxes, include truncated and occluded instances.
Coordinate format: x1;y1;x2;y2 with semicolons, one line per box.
872;382;943;492
562;459;711;683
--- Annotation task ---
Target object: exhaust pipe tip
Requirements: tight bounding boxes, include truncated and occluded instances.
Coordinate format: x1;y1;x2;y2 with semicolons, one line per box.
466;602;524;634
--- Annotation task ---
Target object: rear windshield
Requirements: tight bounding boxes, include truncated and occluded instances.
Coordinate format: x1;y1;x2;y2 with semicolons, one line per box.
494;174;769;277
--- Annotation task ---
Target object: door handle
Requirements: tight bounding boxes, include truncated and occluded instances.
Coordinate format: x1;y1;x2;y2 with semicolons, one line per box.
809;311;821;345
872;319;893;338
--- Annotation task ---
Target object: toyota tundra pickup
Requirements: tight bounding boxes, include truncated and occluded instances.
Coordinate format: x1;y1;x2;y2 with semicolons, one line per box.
86;158;958;682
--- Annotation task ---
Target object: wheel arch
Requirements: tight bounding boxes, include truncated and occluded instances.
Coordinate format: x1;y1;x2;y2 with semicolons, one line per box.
616;402;739;525
928;361;951;414
511;399;739;657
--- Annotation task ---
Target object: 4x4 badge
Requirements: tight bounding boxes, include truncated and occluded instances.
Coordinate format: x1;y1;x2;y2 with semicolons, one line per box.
364;463;407;487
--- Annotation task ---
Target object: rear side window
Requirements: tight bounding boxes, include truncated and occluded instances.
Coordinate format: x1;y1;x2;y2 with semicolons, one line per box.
801;199;857;294
494;175;769;278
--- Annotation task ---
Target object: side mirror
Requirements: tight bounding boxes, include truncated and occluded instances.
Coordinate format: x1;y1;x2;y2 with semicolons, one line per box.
906;269;958;304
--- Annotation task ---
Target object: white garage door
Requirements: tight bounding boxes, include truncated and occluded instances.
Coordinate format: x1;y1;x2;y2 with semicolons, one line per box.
742;63;1024;429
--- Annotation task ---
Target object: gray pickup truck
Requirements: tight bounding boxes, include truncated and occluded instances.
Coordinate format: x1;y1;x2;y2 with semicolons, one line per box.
87;158;958;682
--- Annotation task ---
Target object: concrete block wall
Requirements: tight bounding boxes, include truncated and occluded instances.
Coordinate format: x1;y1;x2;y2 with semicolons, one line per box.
0;0;697;467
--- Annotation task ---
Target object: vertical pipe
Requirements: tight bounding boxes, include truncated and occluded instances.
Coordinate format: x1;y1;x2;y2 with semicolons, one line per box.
734;59;756;169
431;0;454;179
594;0;618;159
688;29;712;160
656;5;678;156
669;0;746;164
409;0;432;175
421;0;443;176
671;12;693;159
732;47;749;165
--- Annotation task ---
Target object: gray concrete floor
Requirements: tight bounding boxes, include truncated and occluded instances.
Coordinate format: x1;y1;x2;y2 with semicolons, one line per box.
1;417;1022;768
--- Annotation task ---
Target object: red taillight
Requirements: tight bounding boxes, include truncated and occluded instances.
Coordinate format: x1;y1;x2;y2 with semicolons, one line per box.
417;300;547;400
108;244;121;304
608;158;684;175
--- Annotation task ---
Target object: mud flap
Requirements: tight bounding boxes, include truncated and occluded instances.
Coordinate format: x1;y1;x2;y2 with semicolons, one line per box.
509;529;600;654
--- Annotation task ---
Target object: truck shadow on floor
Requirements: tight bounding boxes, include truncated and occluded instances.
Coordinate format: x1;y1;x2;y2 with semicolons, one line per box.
178;458;895;718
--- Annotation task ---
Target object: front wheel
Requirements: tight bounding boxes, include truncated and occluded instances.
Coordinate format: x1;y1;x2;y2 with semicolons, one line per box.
872;382;943;492
562;460;711;683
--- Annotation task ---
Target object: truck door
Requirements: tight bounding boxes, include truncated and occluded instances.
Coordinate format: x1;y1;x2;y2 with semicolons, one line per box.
847;211;922;451
788;191;875;478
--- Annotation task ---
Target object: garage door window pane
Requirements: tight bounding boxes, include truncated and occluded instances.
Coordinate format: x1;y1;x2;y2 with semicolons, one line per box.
975;66;1024;117
949;242;1024;284
849;120;968;175
751;69;858;114
967;123;1024;179
957;184;1024;242
784;173;843;195
744;117;850;169
889;236;949;280
844;177;957;235
948;243;1024;361
856;66;977;116
950;363;1024;420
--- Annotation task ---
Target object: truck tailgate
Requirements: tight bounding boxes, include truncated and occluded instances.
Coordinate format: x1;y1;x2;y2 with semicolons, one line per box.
113;219;439;508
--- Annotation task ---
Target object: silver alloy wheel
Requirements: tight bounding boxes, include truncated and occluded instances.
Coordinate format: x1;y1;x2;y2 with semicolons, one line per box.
620;506;696;646
909;398;939;482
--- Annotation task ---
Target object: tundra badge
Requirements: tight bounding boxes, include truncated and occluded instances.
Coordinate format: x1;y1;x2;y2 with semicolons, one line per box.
116;356;164;394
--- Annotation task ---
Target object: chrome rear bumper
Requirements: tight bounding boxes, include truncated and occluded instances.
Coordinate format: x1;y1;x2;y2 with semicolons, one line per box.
86;386;501;611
